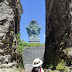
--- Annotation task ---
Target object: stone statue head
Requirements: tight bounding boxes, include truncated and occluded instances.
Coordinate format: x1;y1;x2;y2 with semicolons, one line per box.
29;19;38;28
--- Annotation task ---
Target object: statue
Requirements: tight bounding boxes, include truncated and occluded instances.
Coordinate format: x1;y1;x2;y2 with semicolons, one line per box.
26;19;41;43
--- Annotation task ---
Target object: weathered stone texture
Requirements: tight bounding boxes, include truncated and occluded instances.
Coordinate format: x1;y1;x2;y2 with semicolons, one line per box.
43;0;71;68
0;0;23;70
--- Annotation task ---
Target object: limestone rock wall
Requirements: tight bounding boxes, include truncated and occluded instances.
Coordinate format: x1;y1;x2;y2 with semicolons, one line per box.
0;0;23;69
43;0;72;68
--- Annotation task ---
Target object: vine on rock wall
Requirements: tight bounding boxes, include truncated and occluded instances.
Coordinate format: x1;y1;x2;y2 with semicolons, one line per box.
16;33;24;68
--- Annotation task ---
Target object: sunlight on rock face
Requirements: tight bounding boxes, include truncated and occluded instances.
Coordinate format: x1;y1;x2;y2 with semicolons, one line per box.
0;1;14;40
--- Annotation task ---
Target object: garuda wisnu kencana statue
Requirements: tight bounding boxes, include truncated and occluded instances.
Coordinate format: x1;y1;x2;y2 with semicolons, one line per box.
26;19;41;43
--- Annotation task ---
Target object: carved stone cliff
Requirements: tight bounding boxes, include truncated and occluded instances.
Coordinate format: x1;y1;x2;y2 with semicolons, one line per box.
43;0;72;70
0;0;23;71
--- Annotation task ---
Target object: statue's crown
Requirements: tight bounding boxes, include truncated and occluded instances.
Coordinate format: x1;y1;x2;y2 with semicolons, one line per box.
29;19;38;26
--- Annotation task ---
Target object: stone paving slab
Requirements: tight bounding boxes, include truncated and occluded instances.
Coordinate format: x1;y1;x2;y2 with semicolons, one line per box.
24;64;33;72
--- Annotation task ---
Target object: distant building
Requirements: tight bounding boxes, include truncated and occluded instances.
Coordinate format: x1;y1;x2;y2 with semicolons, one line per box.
26;19;41;43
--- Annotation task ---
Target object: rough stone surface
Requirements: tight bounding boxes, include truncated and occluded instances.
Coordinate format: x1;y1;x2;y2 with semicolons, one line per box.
0;0;23;71
43;0;72;69
0;55;11;64
0;68;25;72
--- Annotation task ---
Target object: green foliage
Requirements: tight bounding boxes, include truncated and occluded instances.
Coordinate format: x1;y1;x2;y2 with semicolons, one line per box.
60;42;64;45
23;42;45;47
56;59;66;71
49;65;53;69
16;33;24;54
71;62;72;64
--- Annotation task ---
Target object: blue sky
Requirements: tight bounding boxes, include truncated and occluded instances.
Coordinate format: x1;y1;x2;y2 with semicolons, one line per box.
20;0;45;43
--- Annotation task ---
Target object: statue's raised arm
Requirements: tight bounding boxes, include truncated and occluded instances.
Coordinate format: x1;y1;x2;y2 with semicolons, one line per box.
26;26;32;35
37;26;41;34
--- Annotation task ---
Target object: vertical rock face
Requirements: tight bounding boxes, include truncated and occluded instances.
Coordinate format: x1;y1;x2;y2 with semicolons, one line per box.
43;0;71;68
0;0;23;69
0;0;14;48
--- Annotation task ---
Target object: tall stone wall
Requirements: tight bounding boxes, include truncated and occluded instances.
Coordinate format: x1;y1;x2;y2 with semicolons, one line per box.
43;0;72;68
0;0;23;69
